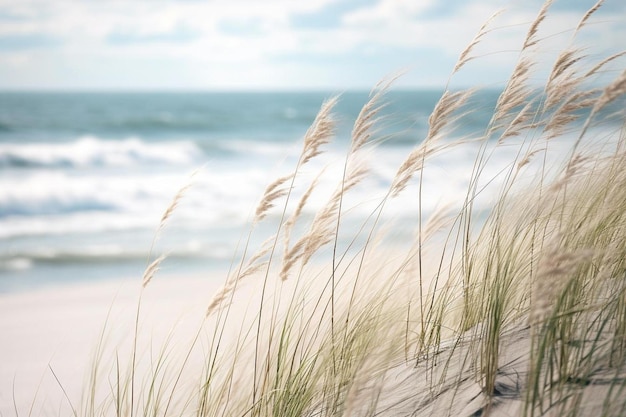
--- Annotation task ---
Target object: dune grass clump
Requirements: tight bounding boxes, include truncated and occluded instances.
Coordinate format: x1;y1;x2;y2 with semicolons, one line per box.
70;1;626;416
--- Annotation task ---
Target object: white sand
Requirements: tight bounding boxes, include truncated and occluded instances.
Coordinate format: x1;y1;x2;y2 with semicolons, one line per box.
0;274;222;416
2;266;619;417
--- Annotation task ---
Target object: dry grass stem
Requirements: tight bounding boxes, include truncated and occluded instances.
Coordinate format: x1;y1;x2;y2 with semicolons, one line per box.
206;234;276;315
548;49;583;86
576;0;604;32
551;153;589;192
523;0;553;49
350;74;403;153
593;70;626;114
493;58;533;126
254;174;294;222
499;100;535;142
530;247;594;325
585;51;626;77
301;96;339;165
427;90;473;140
51;4;626;417
283;173;323;261
454;10;503;74
517;147;545;170
390;144;440;197
545;90;596;140
141;254;166;288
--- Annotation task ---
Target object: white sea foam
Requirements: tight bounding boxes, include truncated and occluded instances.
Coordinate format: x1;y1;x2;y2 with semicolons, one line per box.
0;121;615;290
0;136;202;168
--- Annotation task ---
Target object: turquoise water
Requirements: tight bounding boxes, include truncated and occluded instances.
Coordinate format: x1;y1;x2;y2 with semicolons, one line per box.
1;89;612;292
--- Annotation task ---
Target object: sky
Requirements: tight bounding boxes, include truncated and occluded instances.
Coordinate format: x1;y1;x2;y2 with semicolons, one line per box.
0;0;623;91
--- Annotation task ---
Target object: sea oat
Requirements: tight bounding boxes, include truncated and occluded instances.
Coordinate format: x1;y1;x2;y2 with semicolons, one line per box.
141;254;166;288
499;100;536;142
585;51;626;78
280;162;369;280
390;144;440;197
523;0;553;49
280;236;311;281
351;74;402;153
454;10;503;74
575;70;626;151
351;89;387;153
531;246;594;324
206;235;276;315
206;280;236;317
143;171;198;287
517;148;546;171
545;75;585;111
547;49;583;86
302;164;369;265
545;90;596;140
283;172;323;262
576;0;604;32
427;90;473;140
414;204;454;248
550;153;589;192
156;170;199;236
593;70;626;114
254;174;294;222
301;96;338;165
493;58;533;127
388;87;472;198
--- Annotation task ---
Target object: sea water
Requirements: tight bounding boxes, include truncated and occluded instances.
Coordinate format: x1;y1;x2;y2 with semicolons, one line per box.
0;90;617;292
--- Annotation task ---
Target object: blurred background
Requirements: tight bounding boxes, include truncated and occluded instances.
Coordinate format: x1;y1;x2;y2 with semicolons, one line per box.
0;0;623;291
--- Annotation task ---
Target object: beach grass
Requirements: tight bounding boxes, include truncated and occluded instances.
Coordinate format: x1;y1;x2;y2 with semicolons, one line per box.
26;1;626;416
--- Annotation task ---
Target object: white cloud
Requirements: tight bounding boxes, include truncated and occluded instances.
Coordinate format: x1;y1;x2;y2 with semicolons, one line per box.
0;0;623;89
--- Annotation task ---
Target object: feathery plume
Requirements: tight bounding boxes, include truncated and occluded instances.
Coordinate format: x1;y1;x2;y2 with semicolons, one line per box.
545;90;596;140
421;204;454;243
142;254;166;288
593;69;626;114
301;96;338;165
576;0;603;32
585;51;626;78
427;90;473;140
523;0;553;49
157;170;199;235
390;144;439;197
206;280;236;317
351;91;386;152
499;100;535;143
206;235;276;316
550;153;589;192
389;89;473;196
254;174;294;222
576;70;626;149
545;75;585;111
279;237;309;281
302;163;368;266
517;148;545;171
280;162;369;280
144;169;198;287
530;246;594;325
283;172;323;261
547;48;583;86
351;73;402;152
492;58;533;129
454;10;503;74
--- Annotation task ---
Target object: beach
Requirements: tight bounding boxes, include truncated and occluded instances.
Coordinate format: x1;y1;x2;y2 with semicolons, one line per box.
0;273;223;416
1;6;625;412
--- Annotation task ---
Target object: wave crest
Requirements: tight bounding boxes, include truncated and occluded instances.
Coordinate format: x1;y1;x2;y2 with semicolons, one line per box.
0;136;202;169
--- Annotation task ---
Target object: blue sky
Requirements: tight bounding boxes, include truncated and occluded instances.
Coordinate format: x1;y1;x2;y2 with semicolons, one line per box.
0;0;623;90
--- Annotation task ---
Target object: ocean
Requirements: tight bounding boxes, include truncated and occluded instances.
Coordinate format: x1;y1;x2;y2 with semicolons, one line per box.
0;90;615;292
